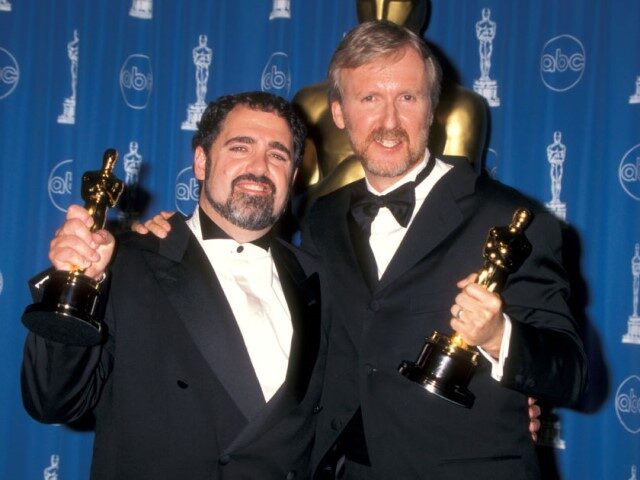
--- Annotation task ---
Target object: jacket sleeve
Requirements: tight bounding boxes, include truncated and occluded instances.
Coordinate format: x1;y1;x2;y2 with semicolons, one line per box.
500;212;588;406
21;270;114;424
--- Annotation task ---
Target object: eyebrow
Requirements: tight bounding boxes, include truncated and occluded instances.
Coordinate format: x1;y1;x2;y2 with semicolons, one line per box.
224;136;291;158
268;141;291;158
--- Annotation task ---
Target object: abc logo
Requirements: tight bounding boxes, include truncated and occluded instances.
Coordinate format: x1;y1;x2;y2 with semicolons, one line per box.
540;35;585;92
618;144;640;201
615;375;640;434
48;159;74;212
175;166;200;216
261;52;291;97
485;148;499;179
120;54;153;109
0;47;19;100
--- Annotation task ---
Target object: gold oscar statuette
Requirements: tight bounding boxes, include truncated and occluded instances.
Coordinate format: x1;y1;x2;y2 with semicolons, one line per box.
22;149;124;346
398;209;533;408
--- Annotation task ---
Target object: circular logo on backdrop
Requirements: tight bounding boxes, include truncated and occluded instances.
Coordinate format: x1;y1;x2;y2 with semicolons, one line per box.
619;143;640;201
485;148;499;178
48;159;74;212
261;52;291;97
615;375;640;434
0;47;19;99
540;35;586;92
120;54;153;109
175;166;199;215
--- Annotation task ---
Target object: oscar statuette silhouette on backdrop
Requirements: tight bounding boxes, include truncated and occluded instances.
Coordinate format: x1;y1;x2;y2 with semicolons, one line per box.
398;209;533;408
292;0;488;223
22;149;124;346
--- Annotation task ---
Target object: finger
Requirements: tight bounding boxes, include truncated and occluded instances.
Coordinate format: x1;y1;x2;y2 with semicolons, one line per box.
92;229;115;247
66;204;95;229
529;404;541;420
450;304;463;319
57;217;98;249
463;285;503;317
131;221;149;234
146;223;168;239
51;233;100;261
529;419;540;443
529;418;540;437
83;265;106;280
463;281;495;301
455;290;482;313
50;244;96;271
153;213;173;232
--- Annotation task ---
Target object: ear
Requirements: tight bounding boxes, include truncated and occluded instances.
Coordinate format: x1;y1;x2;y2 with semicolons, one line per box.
331;100;346;130
193;146;207;181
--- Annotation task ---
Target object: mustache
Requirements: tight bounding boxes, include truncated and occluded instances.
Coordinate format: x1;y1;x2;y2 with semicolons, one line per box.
231;173;276;194
367;127;410;145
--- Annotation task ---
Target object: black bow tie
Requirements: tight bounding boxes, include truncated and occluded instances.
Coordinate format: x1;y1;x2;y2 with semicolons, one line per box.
350;158;435;229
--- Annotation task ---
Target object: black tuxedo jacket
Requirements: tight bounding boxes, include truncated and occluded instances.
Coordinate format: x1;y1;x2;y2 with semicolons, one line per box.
302;156;587;480
22;215;324;479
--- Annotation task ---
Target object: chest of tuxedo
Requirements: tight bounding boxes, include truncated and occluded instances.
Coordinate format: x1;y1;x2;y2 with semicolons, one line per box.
102;246;251;465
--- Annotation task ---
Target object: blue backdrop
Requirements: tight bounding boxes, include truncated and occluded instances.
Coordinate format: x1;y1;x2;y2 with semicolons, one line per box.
1;1;639;478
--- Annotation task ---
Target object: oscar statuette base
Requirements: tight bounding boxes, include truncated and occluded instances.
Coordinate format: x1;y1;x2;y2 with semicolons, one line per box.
399;332;479;408
22;270;104;346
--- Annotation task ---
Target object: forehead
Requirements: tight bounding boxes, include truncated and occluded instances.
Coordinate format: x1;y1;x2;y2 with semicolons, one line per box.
339;47;428;92
218;105;293;143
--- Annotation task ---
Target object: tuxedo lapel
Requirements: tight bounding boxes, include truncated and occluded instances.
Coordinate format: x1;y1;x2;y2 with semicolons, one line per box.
313;185;373;343
324;182;377;295
272;240;321;402
378;157;478;291
148;216;266;422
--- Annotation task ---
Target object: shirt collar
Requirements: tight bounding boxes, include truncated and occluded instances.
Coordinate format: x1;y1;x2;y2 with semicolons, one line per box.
197;206;273;252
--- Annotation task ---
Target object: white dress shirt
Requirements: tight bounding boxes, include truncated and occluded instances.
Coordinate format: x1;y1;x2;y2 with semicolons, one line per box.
364;151;511;380
186;208;292;401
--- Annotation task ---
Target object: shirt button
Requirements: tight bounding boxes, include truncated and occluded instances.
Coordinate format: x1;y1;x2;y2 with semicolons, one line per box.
219;454;230;465
236;245;244;253
330;418;342;430
365;363;377;374
286;471;296;479
312;404;323;414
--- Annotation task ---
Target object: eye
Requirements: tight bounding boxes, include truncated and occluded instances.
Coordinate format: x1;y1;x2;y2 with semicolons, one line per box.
361;95;375;103
270;152;288;162
229;145;248;153
401;94;416;102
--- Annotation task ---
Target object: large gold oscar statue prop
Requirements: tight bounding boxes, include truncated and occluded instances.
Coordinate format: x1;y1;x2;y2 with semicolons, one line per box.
22;149;124;346
398;209;533;408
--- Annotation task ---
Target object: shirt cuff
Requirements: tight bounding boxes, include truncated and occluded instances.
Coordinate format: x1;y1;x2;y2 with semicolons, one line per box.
477;313;512;381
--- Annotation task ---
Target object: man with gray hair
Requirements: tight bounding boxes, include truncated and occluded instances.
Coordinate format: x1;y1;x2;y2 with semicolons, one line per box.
302;20;587;479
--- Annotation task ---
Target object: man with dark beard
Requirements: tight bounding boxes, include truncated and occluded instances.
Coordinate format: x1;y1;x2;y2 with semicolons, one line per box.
20;92;325;479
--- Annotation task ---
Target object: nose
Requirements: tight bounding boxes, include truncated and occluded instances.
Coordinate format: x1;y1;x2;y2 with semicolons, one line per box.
246;148;269;175
382;100;400;130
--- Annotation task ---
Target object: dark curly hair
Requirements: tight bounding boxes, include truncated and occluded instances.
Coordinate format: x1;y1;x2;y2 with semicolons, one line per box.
191;91;306;169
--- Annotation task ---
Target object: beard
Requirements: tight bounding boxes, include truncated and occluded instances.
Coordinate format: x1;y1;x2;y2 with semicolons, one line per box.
206;173;281;231
347;123;429;178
